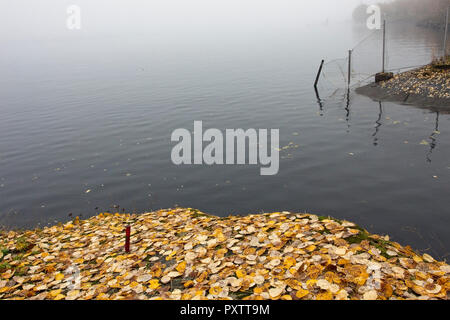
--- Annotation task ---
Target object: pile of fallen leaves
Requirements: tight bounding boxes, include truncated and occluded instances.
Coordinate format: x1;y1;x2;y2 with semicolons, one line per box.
379;63;450;100
0;208;449;300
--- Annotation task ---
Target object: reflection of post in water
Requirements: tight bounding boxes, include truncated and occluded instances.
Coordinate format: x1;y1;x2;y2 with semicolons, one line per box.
345;88;351;131
426;111;440;163
372;102;383;146
314;86;324;116
313;86;350;123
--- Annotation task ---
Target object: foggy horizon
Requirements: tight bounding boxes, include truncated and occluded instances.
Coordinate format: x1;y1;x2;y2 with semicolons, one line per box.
2;0;369;40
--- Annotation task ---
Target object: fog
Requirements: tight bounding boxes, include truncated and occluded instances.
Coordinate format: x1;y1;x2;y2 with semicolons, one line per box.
2;0;366;40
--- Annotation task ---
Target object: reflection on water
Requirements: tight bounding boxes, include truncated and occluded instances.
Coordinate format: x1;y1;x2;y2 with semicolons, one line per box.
426;112;439;163
316;89;444;164
0;21;449;260
314;87;324;116
373;103;383;147
313;87;449;259
344;89;351;132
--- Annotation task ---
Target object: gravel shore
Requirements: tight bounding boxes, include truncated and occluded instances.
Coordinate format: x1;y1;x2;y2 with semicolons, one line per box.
356;62;450;110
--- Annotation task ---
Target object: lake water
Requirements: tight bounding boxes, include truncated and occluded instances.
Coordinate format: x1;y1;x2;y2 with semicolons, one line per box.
0;20;449;259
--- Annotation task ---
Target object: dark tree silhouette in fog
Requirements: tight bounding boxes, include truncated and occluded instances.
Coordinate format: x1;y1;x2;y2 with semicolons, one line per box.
353;0;449;28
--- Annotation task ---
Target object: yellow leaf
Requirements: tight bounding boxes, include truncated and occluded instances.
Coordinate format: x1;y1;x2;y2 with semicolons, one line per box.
55;273;64;281
148;279;160;290
295;289;309;299
306;279;317;288
54;294;66;300
195;290;205;297
307;265;323;279
254;287;264;294
236;269;246;279
151;266;162;278
176;261;187;273
286;279;302;290
283;256;296;268
181;293;192;300
49;289;61;297
195;271;208;283
0;287;10;293
165;250;177;261
316;291;333;300
96;293;109;300
209;286;222;295
1;271;14;280
289;267;298;275
353;275;369;286
337;259;349;265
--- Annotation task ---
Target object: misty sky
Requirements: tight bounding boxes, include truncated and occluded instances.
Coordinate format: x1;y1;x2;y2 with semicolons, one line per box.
1;0;377;40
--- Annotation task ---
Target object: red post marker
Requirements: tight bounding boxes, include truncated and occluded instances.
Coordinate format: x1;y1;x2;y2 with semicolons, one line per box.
125;225;131;253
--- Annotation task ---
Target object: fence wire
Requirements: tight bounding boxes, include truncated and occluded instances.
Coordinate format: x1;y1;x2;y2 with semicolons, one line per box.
316;29;385;95
315;19;446;96
350;29;384;86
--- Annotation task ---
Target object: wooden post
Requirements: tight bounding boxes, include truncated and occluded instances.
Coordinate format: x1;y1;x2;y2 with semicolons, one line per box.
382;20;386;73
314;59;324;89
125;225;131;253
348;50;352;87
444;7;449;57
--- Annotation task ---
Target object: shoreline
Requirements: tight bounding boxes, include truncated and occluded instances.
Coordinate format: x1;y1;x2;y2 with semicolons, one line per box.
355;61;450;110
1;208;449;300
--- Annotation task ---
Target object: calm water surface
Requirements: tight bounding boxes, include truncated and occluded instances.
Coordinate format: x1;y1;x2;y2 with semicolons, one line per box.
0;21;449;259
